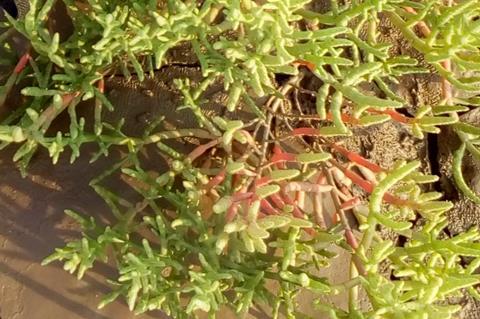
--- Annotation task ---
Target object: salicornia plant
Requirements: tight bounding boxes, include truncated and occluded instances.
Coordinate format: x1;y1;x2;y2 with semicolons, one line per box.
1;0;480;318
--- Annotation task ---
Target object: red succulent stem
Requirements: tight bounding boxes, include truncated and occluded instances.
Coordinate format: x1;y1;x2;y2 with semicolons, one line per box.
14;53;31;74
260;199;279;215
340;197;361;210
292;59;316;72
254;176;271;187
329;143;383;173
97;77;105;93
368;108;412;124
188;139;219;162
205;169;226;189
232;192;254;202
225;202;239;223
280;190;305;219
272;144;287;169
269;193;287;209
345;228;359;250
326;112;360;125
331;160;415;207
292;127;322;136
270;151;296;164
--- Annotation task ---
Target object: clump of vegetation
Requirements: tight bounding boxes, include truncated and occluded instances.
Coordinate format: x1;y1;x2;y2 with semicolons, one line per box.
1;0;480;318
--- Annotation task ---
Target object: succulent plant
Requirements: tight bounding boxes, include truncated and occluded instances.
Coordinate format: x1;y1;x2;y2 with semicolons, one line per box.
1;0;480;318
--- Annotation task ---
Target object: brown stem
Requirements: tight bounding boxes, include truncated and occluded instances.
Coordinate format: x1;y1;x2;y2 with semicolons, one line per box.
34;92;81;132
323;166;366;275
0;50;32;107
403;6;452;104
256;73;304;173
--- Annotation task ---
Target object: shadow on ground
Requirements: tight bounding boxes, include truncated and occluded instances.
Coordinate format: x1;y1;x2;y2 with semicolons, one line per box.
0;146;168;319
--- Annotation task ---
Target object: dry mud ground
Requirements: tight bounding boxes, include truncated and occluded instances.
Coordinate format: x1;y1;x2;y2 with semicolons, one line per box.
2;4;480;319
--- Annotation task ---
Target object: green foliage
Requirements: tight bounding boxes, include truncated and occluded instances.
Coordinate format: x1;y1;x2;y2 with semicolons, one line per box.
1;0;480;318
